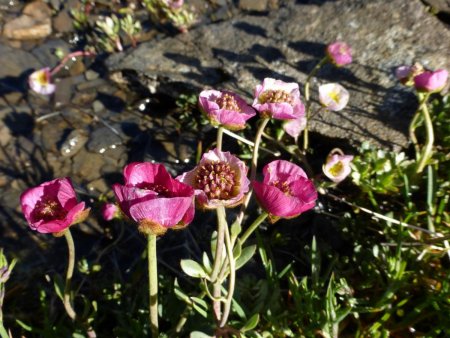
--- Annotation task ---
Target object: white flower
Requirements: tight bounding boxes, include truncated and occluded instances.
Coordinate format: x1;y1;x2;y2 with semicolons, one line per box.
318;83;349;111
28;68;56;95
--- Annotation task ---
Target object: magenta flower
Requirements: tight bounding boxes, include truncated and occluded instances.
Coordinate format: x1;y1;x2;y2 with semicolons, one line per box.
101;203;120;221
113;163;195;236
163;0;184;9
395;63;424;86
413;69;448;93
326;42;352;67
252;78;305;120
198;90;256;130
318;83;350;111
177;148;250;209
20;178;89;234
323;153;353;183
28;67;56;95
252;160;317;222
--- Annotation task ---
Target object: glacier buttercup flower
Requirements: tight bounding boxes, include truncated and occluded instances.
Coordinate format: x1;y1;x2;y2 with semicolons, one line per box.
413;69;448;93
252;160;317;222
113;162;195;236
177;148;250;209
319;83;350;111
20;177;89;234
28;67;56;95
326;42;352;67
199;90;256;130
395;64;424;86
283;115;307;140
252;78;305;120
323;153;354;183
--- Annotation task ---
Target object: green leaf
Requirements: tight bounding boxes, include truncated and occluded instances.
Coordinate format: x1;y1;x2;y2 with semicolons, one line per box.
241;313;260;332
235;245;257;270
174;279;192;304
53;275;64;301
230;220;242;241
192;302;208;318
233;239;242;260
202;252;212;274
180;259;208;279
16;319;33;332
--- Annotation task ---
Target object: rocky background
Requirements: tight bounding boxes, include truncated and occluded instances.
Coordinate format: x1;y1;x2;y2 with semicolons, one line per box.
0;0;449;265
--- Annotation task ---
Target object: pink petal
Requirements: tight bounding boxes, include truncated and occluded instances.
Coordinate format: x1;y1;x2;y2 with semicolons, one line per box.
253;181;300;218
123;162;172;187
263;160;308;185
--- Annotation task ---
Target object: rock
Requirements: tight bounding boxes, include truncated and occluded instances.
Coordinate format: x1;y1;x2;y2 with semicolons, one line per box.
0;120;12;146
92;100;105;113
59;129;89;157
239;0;268;12
53;77;74;108
107;0;450;149
53;9;73;33
3;16;52;40
0;43;42;79
22;1;52;21
31;39;71;68
72;149;106;182
86;126;123;153
85;70;99;81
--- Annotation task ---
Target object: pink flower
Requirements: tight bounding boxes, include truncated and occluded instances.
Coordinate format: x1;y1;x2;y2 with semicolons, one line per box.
20;178;89;234
177;148;250;209
323;153;353;183
318;83;349;111
283;115;306;140
252;160;317;222
326;42;352;67
413;69;448;92
101;203;120;221
395;63;424;86
113;163;195;236
199;90;256;130
252;78;305;120
163;0;184;9
28;67;56;95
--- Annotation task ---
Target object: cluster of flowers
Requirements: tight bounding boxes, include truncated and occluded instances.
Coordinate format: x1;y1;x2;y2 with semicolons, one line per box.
22;42;357;235
396;64;448;93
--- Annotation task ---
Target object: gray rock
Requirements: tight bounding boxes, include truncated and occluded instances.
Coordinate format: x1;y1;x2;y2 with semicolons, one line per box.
31;39;71;68
53;9;73;33
71;149;106;182
86;126;123;153
0;43;42;79
59;129;89;157
239;0;268;12
106;0;450;149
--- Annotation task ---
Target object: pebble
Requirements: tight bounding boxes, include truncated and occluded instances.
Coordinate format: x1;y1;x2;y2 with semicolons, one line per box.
86;126;123;154
59;129;89;157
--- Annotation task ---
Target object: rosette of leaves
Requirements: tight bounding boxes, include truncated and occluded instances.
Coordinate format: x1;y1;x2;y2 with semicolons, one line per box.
351;142;414;195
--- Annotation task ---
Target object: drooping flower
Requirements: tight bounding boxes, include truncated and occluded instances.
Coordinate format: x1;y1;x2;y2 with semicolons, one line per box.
198;90;256;130
252;78;305;120
395;63;424;86
20;178;89;234
326;42;352;67
28;67;56;95
252;160;317;222
177;148;250;209
113;162;195;236
318;83;350;111
101;203;120;221
323;152;354;183
413;69;448;93
283;114;307;141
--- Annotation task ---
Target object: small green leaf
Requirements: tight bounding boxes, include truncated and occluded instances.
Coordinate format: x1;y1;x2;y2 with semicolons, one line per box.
174;279;192;304
53;275;64;301
190;331;214;338
16;319;33;332
230;220;242;240
235;245;257;270
241;313;260;332
233;239;242;260
192;302;208;318
202;252;212;274
180;259;208;279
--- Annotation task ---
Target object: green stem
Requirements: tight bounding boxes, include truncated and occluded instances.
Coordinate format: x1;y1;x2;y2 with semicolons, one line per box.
219;225;235;328
416;95;434;174
238;212;269;246
235;118;270;226
210;206;227;320
63;230;77;321
409;109;422;157
174;291;207;334
303;56;328;151
148;234;159;337
0;323;8;338
216;126;224;152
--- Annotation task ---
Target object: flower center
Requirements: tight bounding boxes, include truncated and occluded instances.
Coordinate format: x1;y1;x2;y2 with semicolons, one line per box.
272;180;291;196
329;161;344;177
33;197;67;221
36;71;49;86
138;183;171;197
259;90;293;105
195;161;238;200
328;90;340;103
216;93;241;112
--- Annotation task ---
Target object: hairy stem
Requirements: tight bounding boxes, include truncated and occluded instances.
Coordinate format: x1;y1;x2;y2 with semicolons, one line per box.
303;56;328;150
51;51;95;76
148;234;159;337
219;225;235;328
416;95;434;174
235;118;270;226
63;230;77;321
